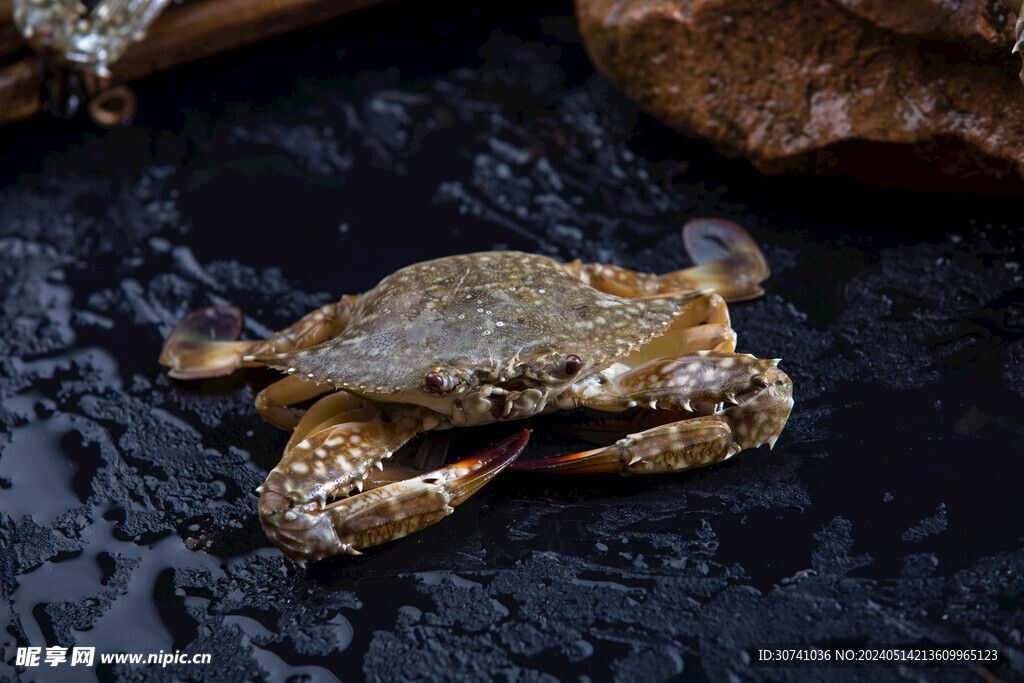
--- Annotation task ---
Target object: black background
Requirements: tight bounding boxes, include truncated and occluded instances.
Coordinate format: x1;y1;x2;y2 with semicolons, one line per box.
1;3;1022;680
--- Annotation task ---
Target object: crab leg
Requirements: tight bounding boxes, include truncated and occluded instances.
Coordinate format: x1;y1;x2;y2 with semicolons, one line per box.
662;324;737;354
621;292;736;363
159;296;358;379
572;219;770;302
512;352;793;474
255;375;336;431
259;430;530;563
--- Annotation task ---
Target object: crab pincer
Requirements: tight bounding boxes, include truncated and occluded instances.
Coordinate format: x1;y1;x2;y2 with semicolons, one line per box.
512;352;793;475
258;429;530;563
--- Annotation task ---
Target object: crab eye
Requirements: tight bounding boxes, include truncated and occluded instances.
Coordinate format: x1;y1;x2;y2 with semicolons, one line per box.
424;370;450;392
564;355;582;376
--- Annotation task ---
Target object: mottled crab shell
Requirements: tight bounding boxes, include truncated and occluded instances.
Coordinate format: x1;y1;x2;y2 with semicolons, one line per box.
258;252;700;396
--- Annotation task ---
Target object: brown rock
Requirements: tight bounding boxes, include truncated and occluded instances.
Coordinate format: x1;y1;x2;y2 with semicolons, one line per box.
835;0;1011;45
575;0;1024;189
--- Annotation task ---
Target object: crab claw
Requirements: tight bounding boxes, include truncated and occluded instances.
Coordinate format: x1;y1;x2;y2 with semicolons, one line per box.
259;429;531;563
681;218;770;302
511;353;793;475
510;417;737;474
159;305;252;379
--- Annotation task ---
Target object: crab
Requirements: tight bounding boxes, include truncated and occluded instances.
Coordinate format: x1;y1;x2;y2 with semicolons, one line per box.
160;220;793;563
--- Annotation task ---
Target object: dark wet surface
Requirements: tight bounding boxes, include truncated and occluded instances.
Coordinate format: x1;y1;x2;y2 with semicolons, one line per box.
1;3;1023;681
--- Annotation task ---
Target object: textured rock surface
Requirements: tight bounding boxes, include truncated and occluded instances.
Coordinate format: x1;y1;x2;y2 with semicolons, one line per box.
1;4;1023;682
834;0;1013;43
575;0;1024;189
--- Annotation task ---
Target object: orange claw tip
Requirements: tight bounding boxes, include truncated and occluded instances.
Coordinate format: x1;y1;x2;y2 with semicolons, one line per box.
443;429;532;502
682;218;771;280
455;429;532;475
507;445;616;474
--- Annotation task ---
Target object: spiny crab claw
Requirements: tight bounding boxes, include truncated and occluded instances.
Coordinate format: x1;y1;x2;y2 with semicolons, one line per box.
159;305;250;379
259;429;531;564
682;218;771;302
512;353;793;475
